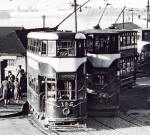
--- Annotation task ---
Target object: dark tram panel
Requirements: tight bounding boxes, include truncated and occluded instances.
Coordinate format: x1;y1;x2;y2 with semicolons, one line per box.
119;30;138;88
83;29;120;116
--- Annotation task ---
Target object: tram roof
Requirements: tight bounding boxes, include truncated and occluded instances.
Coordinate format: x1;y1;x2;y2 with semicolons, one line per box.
27;31;86;40
82;29;120;35
117;29;138;33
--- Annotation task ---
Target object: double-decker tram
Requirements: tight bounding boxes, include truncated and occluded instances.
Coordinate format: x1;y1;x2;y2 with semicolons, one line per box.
27;31;87;130
137;29;150;75
119;30;138;88
83;29;120;116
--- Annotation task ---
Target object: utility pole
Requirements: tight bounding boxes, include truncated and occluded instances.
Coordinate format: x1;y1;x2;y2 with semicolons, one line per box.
147;0;149;28
74;0;77;32
129;9;134;23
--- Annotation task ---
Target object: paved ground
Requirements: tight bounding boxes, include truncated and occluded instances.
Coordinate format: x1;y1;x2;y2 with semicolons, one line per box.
1;77;150;135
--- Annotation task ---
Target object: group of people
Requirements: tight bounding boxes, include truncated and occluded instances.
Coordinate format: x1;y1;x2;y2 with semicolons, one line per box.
1;65;25;105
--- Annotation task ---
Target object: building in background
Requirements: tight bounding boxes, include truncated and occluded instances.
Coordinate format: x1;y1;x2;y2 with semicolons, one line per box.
0;27;26;87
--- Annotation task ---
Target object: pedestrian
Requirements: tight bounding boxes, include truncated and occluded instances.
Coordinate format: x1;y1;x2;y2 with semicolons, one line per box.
8;71;15;98
2;76;10;105
16;65;25;99
16;65;24;83
14;78;20;103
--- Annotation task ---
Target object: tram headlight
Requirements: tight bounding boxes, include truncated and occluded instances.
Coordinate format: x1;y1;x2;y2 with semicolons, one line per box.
63;108;70;116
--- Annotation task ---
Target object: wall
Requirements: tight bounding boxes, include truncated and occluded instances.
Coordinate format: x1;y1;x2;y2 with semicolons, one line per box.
4;56;26;77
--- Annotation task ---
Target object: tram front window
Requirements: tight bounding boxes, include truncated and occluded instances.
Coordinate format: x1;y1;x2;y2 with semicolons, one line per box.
57;80;75;100
56;41;75;57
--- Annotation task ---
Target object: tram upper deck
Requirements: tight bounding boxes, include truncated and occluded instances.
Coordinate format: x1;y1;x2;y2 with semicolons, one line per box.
27;31;86;58
82;29;121;54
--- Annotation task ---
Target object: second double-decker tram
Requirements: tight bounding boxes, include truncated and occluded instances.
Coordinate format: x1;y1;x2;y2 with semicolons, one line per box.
27;31;87;129
119;30;138;88
83;29;120;116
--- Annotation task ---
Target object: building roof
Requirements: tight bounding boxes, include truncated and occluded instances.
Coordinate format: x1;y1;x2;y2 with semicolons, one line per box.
0;27;23;37
0;31;26;55
110;22;141;30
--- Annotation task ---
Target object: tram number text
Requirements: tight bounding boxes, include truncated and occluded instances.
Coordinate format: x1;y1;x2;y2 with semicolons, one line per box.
61;102;73;107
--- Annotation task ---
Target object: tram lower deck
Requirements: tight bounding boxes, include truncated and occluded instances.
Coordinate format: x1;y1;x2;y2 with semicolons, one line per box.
86;53;120;116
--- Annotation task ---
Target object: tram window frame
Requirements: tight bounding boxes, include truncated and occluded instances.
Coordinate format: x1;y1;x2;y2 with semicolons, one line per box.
57;79;76;101
76;40;85;57
94;35;112;53
56;40;76;57
86;38;94;52
131;33;135;45
47;82;56;100
28;38;41;54
41;40;47;55
127;33;131;45
134;32;137;45
122;35;126;46
110;35;117;52
47;41;56;56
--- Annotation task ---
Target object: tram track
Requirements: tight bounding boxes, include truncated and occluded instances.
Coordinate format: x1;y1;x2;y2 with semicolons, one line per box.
92;118;127;135
118;112;150;131
28;114;61;135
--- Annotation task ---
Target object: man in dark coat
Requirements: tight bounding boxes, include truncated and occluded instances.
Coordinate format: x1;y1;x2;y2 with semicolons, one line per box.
2;77;10;105
8;71;15;98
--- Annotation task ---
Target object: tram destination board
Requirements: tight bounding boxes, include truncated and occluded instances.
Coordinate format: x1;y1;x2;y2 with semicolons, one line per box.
58;73;76;80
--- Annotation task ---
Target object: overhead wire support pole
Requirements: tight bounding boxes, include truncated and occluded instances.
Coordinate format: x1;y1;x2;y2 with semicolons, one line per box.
74;0;78;32
147;0;149;28
53;0;91;30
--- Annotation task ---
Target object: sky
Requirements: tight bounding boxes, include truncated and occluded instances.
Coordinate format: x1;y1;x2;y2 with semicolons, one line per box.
0;0;148;10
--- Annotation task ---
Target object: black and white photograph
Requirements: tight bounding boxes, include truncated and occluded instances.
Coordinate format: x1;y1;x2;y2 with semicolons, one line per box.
0;0;150;134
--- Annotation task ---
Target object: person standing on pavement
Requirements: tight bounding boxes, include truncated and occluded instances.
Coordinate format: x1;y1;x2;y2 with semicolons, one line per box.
16;65;24;83
2;76;10;105
14;78;20;103
16;65;24;99
8;71;15;98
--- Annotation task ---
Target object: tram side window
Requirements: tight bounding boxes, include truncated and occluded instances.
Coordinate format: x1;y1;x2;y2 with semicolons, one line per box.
122;36;126;46
134;33;137;45
76;40;85;57
127;34;131;45
47;83;56;99
28;39;40;54
131;34;135;45
47;41;56;56
86;39;94;52
110;35;117;52
41;41;47;55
